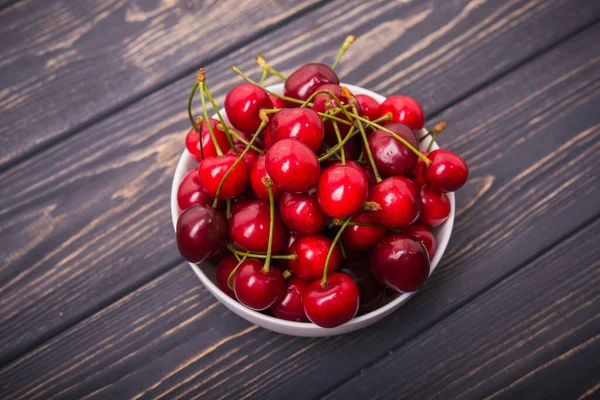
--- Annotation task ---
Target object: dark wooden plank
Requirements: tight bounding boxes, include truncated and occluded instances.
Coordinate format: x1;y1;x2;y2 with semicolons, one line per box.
1;22;599;399
0;0;598;365
0;0;322;167
325;219;600;400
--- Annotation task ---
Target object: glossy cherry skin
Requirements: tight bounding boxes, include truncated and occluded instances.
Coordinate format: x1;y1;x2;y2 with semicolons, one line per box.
288;235;341;281
177;169;213;211
279;191;328;235
216;255;239;299
370;233;430;293
197;155;249;199
411;150;429;186
303;272;360;328
226;144;259;171
423;149;469;192
250;154;282;201
176;205;228;263
342;212;387;252
229;200;286;254
312;83;356;141
271;276;309;321
317;161;369;218
278;230;301;271
365;123;418;177
340;259;385;315
265;139;320;193
404;223;436;259
233;259;285;310
284;63;339;105
270;108;324;152
224;83;273;133
185;119;232;162
268;93;287;109
379;96;425;130
367;176;421;229
420;185;451;227
355;94;381;121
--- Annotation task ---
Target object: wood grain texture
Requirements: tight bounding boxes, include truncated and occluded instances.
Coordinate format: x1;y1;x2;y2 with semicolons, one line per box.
0;0;598;366
0;0;322;167
1;21;599;399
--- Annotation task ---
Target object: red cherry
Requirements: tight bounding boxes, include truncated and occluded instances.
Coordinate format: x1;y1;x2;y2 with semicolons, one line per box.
231;126;265;149
288;235;341;281
229;200;286;253
367;176;421;229
177;169;213;211
423;149;469;192
320;138;360;166
216;255;238;298
284;63;339;105
379;96;425;130
365;123;418;177
342;212;387;252
355;94;381;121
411;150;429;186
176;205;228;263
226;144;259;171
263;124;274;150
404;223;436;259
317;161;369;218
265;139;320;193
279;191;328;235
370;233;430;292
340;259;385;314
250;154;282;201
303;272;359;328
233;259;285;310
420;186;451;227
224;83;273;133
312;84;357;142
270;108;324;152
362;164;377;187
279;230;301;271
271;276;309;322
268;93;286;109
185;119;231;162
197;155;249;199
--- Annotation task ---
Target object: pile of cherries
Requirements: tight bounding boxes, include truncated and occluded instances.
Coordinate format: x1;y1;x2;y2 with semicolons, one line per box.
176;36;468;328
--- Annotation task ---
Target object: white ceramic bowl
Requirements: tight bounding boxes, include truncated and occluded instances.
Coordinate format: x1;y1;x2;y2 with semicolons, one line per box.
171;83;454;336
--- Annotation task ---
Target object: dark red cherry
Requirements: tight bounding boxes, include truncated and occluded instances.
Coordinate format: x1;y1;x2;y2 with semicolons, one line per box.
265;139;320;193
355;94;381;121
367;176;421;229
365;123;418;177
177;169;213;211
411;150;429;186
216;255;239;298
284;63;340;105
404;223;436;259
268;93;286;109
185;119;232;162
340;259;385;314
321;138;360;166
279;191;328;235
342;212;387;252
224;83;273;133
233;259;285;310
379;96;425;130
197;155;249;199
420;186;451;227
250;154;282;201
229;200;286;253
312;84;356;141
270;108;324;152
303;272;359;328
370;233;430;293
317;161;369;218
271;276;309;322
423;149;469;192
288;235;341;281
226;144;259;171
279;230;301;271
176;204;228;263
362;164;377;187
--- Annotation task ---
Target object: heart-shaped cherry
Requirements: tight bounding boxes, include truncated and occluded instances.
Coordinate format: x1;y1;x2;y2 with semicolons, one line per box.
423;149;469;192
420;185;451;227
365;123;418;177
317;161;369;218
185;119;231;162
225;83;273;133
250;154;282;201
216;255;239;298
229;200;286;253
288;235;341;281
197;154;249;199
177;169;213;211
284;63;339;105
269;108;324;152
303;272;359;328
404;223;436;259
265;138;320;193
271;276;309;322
279;190;328;235
355;94;381;121
340;259;385;315
341;212;387;252
370;233;430;293
367;176;421;229
379;95;425;130
233;258;285;310
176;204;228;263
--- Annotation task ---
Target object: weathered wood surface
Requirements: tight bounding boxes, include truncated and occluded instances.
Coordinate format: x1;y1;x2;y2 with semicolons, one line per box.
1;0;599;366
1;20;598;399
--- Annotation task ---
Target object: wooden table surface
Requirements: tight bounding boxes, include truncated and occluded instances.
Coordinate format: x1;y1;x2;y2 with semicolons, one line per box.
1;0;599;398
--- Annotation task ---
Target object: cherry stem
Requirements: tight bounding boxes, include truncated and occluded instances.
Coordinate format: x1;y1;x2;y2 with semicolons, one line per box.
217;122;263;153
188;81;204;160
227;256;247;291
263;179;275;273
318;126;357;162
231;66;307;106
258;68;268;86
299;88;341;108
256;55;287;80
226;199;231;220
354;106;382;182
427;132;438;153
282;269;292;279
227;243;297;260
419;121;447;142
203;82;236;152
339;241;347;260
321;216;352;287
333;121;345;164
320;112;352;126
332;35;356;70
371;113;392;125
199;83;223;156
348;220;402;233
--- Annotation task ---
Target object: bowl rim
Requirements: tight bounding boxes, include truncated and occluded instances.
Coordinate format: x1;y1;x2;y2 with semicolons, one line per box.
170;82;455;336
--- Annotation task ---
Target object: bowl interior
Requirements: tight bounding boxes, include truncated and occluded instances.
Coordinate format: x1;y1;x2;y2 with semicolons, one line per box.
170;83;455;336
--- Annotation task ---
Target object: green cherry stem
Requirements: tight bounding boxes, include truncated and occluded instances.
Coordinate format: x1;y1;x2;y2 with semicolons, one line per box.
282;269;293;279
226;243;297;260
231;66;307;106
321;216;352;287
419;121;447;142
256;55;287;80
370;113;392;125
354;105;382;182
263;179;275;273
333;121;345;164
227;256;247;291
187;81;200;131
199;82;223;156
427;132;438;153
216;122;263;153
203;82;236;152
258;68;268;86
318;126;358;162
332;35;356;70
226;199;232;220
